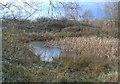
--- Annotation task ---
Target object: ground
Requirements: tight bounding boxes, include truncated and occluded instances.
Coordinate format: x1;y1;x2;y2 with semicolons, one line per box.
2;19;119;82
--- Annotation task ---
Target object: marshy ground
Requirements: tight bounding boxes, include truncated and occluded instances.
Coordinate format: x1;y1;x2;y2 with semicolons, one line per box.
2;19;119;82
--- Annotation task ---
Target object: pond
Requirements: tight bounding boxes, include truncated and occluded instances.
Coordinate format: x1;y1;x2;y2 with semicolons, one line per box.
29;41;77;62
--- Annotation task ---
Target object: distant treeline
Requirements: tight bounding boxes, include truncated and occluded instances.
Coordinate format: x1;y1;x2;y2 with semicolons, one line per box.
2;17;118;38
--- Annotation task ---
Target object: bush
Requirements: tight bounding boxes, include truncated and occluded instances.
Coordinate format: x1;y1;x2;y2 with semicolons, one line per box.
52;54;117;82
2;28;40;82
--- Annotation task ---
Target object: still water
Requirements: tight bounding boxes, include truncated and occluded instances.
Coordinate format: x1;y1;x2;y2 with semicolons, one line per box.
29;41;61;62
29;41;77;62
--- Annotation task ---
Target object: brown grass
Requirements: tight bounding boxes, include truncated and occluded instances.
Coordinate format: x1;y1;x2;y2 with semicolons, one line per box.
49;36;118;60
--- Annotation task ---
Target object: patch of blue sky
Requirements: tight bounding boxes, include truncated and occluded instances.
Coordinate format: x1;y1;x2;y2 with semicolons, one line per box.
42;2;106;19
0;1;108;20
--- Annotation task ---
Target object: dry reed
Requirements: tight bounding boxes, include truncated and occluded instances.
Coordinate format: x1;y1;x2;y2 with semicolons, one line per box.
49;36;118;60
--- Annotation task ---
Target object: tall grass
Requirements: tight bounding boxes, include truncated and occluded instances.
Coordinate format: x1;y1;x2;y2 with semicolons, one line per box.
2;21;118;82
49;36;118;61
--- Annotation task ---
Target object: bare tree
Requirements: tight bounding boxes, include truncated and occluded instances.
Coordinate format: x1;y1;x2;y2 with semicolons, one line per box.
0;1;42;20
104;2;118;27
59;2;81;21
82;9;93;24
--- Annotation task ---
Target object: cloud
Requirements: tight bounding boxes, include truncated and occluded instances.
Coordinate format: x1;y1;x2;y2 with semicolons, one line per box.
1;0;119;3
0;0;15;3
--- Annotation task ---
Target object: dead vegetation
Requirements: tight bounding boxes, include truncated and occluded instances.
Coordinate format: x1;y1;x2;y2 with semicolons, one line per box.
49;36;118;61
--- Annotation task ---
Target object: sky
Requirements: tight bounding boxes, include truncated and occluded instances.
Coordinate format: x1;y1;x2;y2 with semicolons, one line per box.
0;0;119;3
0;0;118;20
33;2;107;20
81;2;106;19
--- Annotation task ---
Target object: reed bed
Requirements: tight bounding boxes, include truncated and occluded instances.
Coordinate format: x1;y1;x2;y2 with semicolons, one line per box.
49;36;118;60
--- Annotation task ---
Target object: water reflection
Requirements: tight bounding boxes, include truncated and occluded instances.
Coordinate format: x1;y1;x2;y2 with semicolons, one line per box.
29;41;78;62
29;41;61;62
